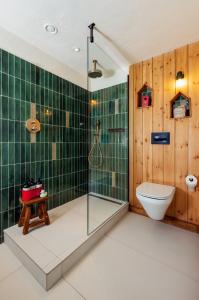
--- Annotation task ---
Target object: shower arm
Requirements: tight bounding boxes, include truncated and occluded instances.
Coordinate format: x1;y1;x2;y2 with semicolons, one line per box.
88;23;95;43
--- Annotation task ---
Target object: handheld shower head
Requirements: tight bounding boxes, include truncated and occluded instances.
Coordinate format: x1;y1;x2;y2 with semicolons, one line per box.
88;60;103;78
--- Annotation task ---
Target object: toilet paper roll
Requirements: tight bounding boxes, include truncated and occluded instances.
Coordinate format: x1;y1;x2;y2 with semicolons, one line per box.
185;175;198;192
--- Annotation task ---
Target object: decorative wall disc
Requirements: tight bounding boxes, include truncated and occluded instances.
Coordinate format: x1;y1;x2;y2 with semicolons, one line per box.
26;118;41;133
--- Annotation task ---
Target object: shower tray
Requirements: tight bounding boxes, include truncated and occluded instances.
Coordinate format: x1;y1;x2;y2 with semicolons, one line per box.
4;194;128;290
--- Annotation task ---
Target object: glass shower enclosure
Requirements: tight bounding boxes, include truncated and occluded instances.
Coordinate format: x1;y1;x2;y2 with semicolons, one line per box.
87;34;128;234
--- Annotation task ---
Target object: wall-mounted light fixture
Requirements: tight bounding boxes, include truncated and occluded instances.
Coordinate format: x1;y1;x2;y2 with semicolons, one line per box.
90;99;97;106
176;71;185;88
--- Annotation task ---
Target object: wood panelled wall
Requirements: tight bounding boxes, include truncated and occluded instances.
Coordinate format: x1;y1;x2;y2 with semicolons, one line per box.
129;41;199;226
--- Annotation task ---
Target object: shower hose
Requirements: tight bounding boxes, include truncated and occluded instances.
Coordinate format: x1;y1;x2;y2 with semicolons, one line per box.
88;120;103;168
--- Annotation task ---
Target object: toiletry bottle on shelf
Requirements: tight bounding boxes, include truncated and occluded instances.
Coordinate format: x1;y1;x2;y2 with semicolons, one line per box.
36;178;43;197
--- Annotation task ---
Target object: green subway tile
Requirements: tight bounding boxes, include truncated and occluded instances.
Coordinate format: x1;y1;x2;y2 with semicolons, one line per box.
14;78;21;99
9;143;15;165
36;85;41;104
2;211;9;231
45;71;49;88
8;120;15;142
21;59;26;80
25;102;30;119
0;49;2;72
31;84;36;101
2;73;8;96
25;81;31;101
15;100;20;121
2;143;9;165
2;96;8;119
1;166;8;188
21;143;25;163
2;119;9;142
8;76;15;98
9;165;14;186
31;143;36;161
14;164;21;185
25;61;31;82
20;101;25;121
49;73;52;90
40;69;45;86
20;123;26;142
40;88;44;105
21;80;26;100
31;64;36;83
2;188;9;211
0;81;2;100
15;143;21;163
15;57;21;78
2;50;8;73
36;66;40;85
8;54;15;76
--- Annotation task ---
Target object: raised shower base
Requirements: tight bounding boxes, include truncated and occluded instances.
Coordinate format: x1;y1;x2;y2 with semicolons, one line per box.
4;195;128;290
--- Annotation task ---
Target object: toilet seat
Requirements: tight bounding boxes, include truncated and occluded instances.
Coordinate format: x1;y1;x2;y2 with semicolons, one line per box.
136;182;175;200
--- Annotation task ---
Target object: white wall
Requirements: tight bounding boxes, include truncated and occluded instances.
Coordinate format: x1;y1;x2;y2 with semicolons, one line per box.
0;25;87;89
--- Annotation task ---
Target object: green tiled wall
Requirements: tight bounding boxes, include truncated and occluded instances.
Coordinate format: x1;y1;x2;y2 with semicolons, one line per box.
0;49;88;243
89;82;128;201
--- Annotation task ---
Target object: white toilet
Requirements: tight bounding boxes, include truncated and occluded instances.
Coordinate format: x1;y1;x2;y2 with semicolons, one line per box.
136;182;175;220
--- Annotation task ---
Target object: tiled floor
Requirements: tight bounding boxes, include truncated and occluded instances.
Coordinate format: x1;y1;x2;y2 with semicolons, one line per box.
1;212;199;299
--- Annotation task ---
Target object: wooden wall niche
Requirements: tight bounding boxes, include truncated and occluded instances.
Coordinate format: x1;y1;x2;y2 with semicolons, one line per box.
129;42;199;228
170;92;191;119
137;83;152;108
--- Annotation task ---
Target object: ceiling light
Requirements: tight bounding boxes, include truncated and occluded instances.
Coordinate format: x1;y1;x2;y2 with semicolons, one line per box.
44;24;58;34
73;47;80;52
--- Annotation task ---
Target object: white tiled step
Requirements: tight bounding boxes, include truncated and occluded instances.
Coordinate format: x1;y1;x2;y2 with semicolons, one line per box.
4;195;128;290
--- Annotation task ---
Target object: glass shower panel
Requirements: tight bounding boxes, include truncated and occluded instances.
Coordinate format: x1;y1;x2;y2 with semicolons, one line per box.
87;38;128;234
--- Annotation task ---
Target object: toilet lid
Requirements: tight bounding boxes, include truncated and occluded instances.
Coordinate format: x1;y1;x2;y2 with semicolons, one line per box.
136;182;175;200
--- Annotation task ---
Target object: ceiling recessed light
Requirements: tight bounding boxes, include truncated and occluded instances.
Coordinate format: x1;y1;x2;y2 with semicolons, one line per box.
44;24;58;34
73;47;80;52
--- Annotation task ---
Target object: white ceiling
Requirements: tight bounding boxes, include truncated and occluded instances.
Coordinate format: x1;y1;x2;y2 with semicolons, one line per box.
0;0;199;88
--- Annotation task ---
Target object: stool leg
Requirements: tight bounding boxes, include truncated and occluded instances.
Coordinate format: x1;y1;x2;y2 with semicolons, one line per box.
23;206;31;235
18;205;26;227
38;204;43;219
41;202;50;225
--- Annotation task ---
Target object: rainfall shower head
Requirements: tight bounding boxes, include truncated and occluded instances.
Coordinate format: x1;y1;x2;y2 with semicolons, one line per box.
88;60;103;78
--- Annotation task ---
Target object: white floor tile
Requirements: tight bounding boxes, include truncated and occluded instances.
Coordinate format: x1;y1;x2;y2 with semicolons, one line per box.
0;244;21;281
5;226;57;268
64;236;199;300
108;212;199;282
0;266;84;300
31;211;87;257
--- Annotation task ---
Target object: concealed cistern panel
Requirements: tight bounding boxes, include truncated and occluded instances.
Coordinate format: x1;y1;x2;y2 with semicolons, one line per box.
151;132;170;144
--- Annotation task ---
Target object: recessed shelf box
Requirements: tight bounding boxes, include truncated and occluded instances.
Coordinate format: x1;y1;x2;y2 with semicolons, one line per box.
137;82;153;108
108;128;125;133
170;92;191;119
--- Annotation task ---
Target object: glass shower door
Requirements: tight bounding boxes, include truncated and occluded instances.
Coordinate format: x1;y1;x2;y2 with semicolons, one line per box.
87;36;128;234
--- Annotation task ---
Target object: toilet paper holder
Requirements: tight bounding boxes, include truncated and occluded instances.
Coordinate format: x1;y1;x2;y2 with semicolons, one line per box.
185;175;198;192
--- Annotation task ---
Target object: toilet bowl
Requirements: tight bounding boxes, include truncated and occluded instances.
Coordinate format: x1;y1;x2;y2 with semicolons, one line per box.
136;182;175;220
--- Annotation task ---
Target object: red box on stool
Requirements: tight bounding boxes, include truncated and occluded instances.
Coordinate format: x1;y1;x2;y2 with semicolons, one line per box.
21;187;42;202
142;95;150;107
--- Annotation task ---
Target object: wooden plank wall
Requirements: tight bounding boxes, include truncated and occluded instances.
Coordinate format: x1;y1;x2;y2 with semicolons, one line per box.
129;41;199;226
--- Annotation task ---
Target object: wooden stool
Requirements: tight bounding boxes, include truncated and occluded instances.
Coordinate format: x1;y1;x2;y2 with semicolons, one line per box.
18;196;50;235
